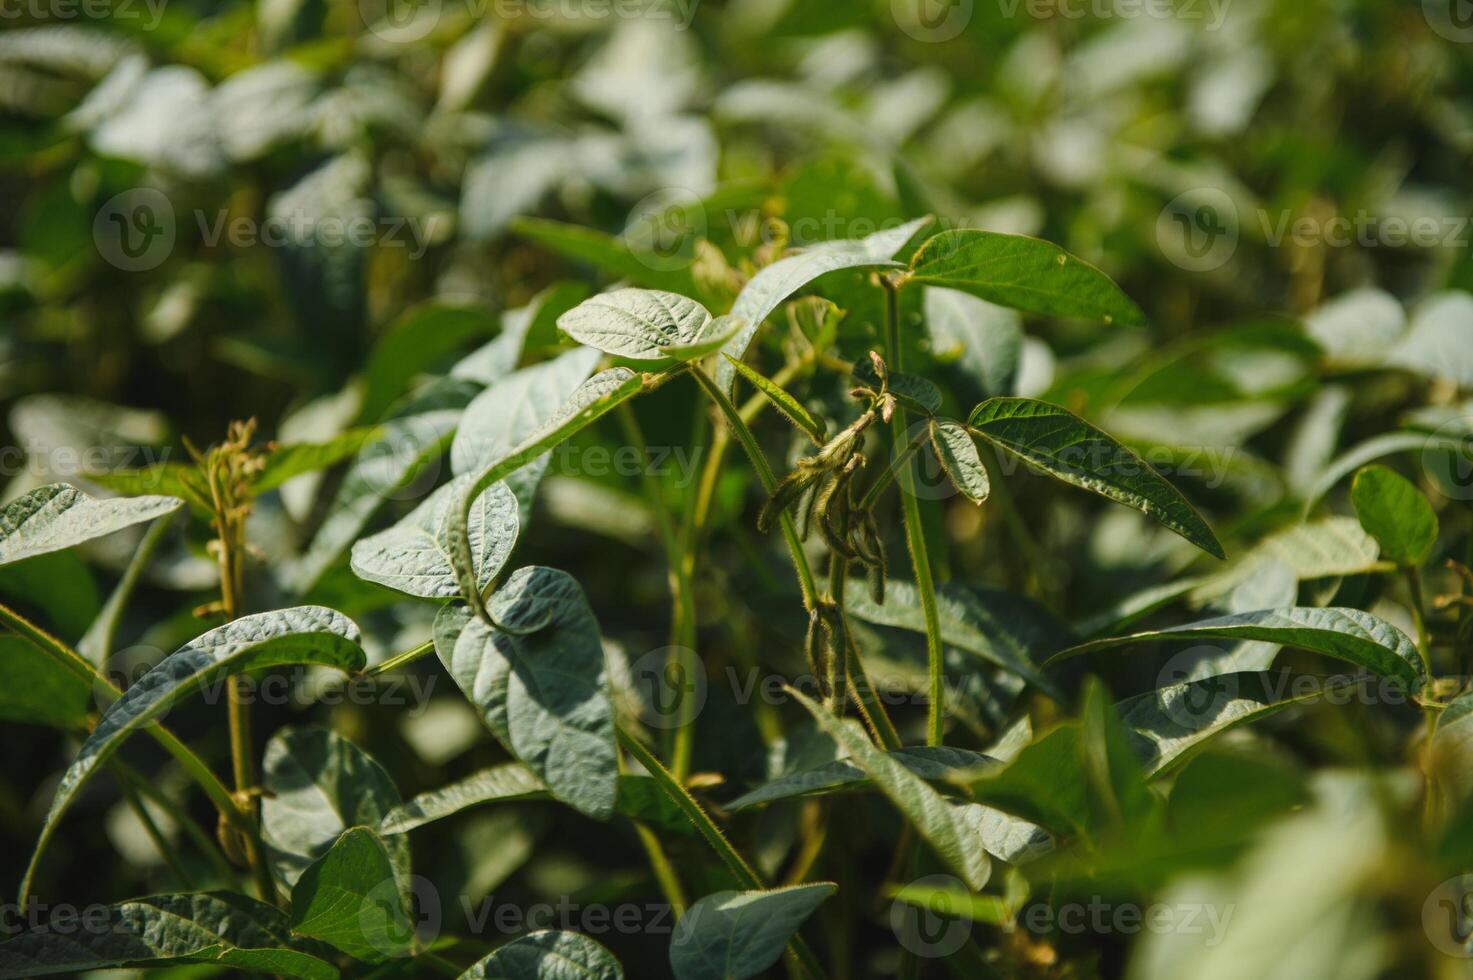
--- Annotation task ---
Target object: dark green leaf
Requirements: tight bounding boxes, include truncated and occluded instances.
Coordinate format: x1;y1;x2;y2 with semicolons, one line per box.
906;229;1144;326
967;397;1224;559
457;930;623;979
290;826;413;963
669;884;835;980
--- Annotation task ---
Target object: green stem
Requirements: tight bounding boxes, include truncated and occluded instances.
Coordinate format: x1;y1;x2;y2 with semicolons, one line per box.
363;639;435;678
114;765;195;889
881;277;945;747
1;600;254;902
616;725;828;980
1406;565;1439;744
111;757;237;885
618;402;701;780
690;363;819;612
857;432;925;513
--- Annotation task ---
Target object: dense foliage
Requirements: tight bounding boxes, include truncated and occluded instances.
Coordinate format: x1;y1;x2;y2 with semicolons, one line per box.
2;0;1472;977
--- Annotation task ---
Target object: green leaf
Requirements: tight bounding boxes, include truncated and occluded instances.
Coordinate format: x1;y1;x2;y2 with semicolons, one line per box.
1117;672;1351;778
21;606;366;901
88;464;206;511
843;578;1067;701
929;419;990;504
788;687;991;890
850;347;944;416
557;288;709;360
256;428;383;493
925;286;1022;399
714;217;933;394
295;377;480;593
350;476;519;600
906;229;1145;327
967;397;1224;559
0;483;182;567
289;826;413;963
262;726;410;895
962;724;1091;838
722;354;826;444
657;315;743;361
0;891;338;980
434;567;618;820
447;369;644;607
727;746;993;810
0;635;91;728
1349;464;1437;566
457;930;623;979
452;285;592;385
669;883;836;980
512;216;700;296
380;763;688;836
1079;677;1155;832
887;880;1007;925
727;746;1051;863
380;761;546;833
358;302;497;423
449;345;602;501
1049;606;1424;689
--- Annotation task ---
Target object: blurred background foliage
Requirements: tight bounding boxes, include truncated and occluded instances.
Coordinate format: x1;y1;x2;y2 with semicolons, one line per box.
2;0;1473;976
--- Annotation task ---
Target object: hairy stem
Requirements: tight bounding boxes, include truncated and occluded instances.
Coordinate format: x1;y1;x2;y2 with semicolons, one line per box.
881;277;945;746
618;402;701;780
617;725;828;980
690;363;819;612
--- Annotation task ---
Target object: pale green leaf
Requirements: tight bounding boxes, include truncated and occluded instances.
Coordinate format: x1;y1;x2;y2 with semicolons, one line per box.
557;289;715;361
0;483;182;567
669;884;835;980
0;892;337;980
447;369;643;606
262;726;409;895
714;217;933;394
21;607;365;901
350;476;518;600
434;567;618;820
788;688;991;890
929;419;990;504
457;930;623;979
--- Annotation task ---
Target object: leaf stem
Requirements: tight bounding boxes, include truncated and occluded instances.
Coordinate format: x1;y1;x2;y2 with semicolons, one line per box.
616;725;828;980
618;402;701;780
363;639;436;678
1;600;251;903
690;363;819;612
880;277;945;746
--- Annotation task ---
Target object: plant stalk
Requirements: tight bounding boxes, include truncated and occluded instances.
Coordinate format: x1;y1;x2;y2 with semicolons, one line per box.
690;363;819;612
880;277;945;746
